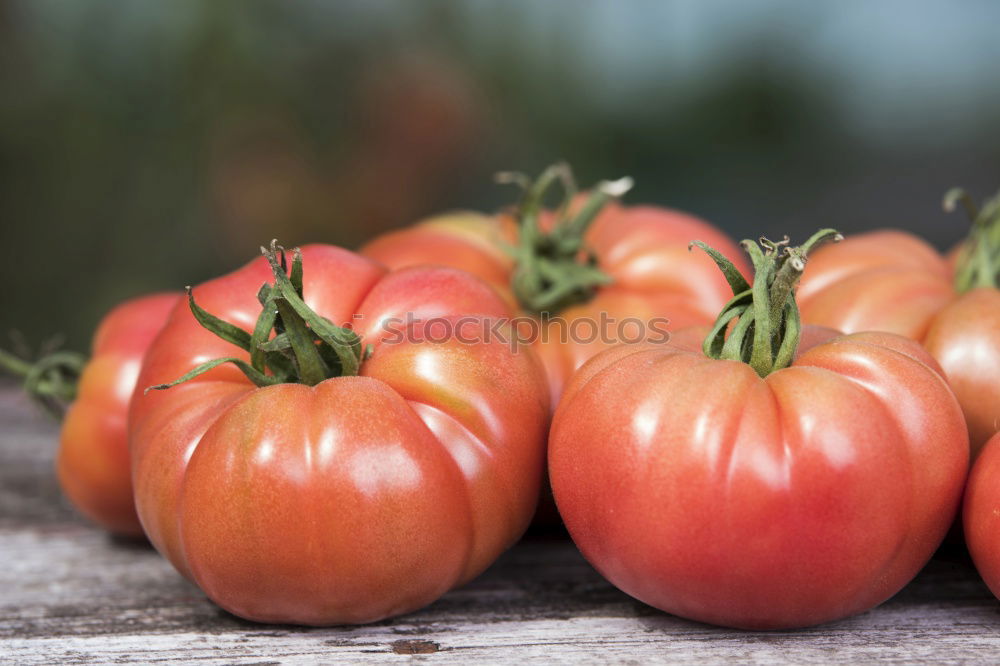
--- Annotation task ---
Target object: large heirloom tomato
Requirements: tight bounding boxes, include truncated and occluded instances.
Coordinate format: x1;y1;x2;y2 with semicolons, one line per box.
361;164;748;405
549;231;968;630
129;243;548;625
798;189;1000;457
0;292;179;535
965;431;1000;599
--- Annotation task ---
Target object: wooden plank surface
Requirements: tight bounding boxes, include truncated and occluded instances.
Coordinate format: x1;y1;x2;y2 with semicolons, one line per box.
2;385;1000;664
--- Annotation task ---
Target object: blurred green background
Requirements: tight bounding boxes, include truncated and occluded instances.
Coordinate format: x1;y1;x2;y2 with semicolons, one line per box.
1;0;998;350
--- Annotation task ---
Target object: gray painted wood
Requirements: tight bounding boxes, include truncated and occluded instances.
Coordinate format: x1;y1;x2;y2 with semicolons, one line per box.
2;386;999;664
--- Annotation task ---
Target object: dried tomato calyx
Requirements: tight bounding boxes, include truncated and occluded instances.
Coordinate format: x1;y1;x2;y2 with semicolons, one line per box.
693;228;842;378
947;187;1000;292
147;241;365;393
498;162;632;315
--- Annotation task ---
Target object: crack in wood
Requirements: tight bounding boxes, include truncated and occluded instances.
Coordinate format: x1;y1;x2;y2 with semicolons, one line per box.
390;639;441;654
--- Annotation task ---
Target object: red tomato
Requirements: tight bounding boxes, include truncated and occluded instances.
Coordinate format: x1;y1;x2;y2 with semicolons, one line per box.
1;293;178;535
0;292;180;536
129;244;548;625
57;292;179;535
361;166;748;406
797;229;953;340
965;431;1000;597
923;288;1000;456
797;191;1000;457
549;231;968;629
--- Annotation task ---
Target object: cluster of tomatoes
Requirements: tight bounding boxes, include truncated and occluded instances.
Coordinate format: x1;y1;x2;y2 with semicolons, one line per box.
7;165;1000;630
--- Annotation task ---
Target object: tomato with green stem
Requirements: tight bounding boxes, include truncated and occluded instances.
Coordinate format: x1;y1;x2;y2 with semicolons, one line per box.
129;242;548;625
798;188;1000;457
362;164;748;406
0;292;179;536
549;230;968;630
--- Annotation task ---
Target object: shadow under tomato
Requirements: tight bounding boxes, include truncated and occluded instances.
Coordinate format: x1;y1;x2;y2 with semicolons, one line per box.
106;532;153;551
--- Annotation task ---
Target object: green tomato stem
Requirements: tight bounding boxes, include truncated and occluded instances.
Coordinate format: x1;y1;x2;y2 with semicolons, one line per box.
948;187;1000;293
693;228;842;377
147;241;364;393
0;347;86;419
499;163;633;315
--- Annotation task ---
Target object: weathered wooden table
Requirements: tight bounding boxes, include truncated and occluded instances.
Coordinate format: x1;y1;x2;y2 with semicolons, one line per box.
2;387;1000;664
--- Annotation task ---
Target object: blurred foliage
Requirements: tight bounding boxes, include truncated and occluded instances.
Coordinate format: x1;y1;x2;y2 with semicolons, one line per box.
0;0;998;350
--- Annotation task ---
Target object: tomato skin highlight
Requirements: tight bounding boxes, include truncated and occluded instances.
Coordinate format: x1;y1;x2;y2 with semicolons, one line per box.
549;328;968;630
362;202;748;406
796;230;950;305
923;288;1000;459
179;379;473;625
56;291;179;536
799;229;1000;455
129;245;549;625
360;211;517;306
799;265;955;341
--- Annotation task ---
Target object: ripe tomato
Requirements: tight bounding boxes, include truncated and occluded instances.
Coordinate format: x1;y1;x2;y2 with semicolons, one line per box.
549;231;968;629
797;189;1000;457
922;288;1000;457
129;243;548;625
0;292;178;536
965;431;1000;598
796;230;953;338
361;164;748;405
58;292;180;535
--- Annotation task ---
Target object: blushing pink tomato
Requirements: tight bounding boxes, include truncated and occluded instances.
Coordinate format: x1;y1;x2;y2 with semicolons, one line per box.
550;230;968;629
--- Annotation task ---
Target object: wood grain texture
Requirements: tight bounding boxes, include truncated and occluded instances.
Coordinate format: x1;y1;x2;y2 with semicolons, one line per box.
2;385;1000;664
